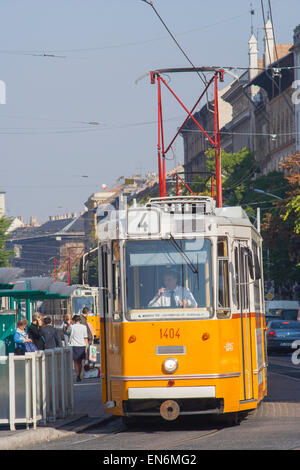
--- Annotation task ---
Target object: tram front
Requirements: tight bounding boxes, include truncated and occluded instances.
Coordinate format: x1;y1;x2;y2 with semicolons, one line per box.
98;196;266;422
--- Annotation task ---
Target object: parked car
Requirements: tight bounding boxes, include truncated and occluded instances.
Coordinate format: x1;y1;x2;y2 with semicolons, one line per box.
267;320;300;355
265;315;281;327
266;300;300;321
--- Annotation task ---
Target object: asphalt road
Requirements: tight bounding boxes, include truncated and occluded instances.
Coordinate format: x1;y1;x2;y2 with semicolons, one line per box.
24;354;300;452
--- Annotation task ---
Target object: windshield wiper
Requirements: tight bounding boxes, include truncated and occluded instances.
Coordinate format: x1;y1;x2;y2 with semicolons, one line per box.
169;234;198;274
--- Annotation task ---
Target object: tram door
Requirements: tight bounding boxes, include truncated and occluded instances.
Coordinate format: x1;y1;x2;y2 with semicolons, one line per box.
99;244;112;405
234;242;254;402
100;242;122;407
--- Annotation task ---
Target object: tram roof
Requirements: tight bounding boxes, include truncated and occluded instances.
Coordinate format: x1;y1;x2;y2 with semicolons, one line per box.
98;196;260;242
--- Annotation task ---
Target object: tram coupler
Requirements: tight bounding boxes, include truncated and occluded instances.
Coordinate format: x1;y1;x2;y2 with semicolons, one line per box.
160;400;180;421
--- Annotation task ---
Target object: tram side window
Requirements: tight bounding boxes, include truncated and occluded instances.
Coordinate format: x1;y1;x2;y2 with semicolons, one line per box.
100;247;109;315
234;245;250;311
112;242;121;321
252;240;261;311
218;260;230;308
240;248;249;311
217;238;230;317
234;247;240;309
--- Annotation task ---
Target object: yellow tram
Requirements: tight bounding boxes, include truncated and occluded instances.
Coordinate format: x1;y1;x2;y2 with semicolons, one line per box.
98;195;267;422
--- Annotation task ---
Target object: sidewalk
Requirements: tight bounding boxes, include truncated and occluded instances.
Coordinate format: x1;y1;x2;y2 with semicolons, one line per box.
0;370;114;450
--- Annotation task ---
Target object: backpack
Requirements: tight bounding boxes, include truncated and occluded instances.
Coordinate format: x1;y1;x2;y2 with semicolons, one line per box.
80;315;93;342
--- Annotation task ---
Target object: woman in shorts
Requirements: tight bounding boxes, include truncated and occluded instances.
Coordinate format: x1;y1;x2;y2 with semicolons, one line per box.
69;315;88;382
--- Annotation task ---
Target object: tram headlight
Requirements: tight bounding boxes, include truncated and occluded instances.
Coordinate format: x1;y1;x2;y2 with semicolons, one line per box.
163;357;178;374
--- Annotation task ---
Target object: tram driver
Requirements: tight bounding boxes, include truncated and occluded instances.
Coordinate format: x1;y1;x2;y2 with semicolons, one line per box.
148;269;197;308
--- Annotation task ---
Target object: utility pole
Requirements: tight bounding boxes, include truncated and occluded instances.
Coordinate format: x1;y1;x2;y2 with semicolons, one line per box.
257;207;261;233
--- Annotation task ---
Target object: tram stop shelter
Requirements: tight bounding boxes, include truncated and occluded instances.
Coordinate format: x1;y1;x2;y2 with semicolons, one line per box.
0;273;76;355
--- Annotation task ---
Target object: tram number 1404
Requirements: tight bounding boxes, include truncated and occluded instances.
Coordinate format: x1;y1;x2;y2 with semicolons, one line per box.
159;328;180;339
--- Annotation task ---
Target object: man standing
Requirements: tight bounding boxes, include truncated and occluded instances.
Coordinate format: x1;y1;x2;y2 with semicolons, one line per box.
40;317;62;349
80;307;94;344
69;315;89;382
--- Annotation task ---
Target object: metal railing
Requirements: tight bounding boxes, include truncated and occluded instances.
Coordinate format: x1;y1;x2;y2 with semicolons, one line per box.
0;347;74;430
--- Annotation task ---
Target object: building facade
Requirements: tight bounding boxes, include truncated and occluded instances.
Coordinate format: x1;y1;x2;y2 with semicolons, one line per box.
181;19;297;178
293;24;300;151
8;215;85;278
250;50;295;173
181;84;233;177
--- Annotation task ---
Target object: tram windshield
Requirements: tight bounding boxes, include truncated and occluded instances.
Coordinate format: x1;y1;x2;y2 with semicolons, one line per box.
72;296;95;315
126;238;212;320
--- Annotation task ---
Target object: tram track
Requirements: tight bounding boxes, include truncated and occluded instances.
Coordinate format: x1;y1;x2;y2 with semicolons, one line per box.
112;414;233;451
146;427;222;450
67;416;227;451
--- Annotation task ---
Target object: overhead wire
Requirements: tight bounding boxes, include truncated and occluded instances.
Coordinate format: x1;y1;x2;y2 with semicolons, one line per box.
0;113;102;126
0;114;185;135
180;128;297;137
0;120;297;137
0;11;250;56
140;0;213;115
140;0;206;86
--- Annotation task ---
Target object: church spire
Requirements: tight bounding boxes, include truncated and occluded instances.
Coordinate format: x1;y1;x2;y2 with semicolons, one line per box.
264;18;275;67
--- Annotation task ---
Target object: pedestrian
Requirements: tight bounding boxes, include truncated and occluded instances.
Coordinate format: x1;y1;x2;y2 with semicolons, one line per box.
13;319;33;355
80;307;94;345
60;313;72;346
40;316;62;349
69;314;89;382
28;313;45;350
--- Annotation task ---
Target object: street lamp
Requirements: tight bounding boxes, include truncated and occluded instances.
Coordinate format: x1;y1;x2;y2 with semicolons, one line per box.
253;189;283;233
253;188;283;200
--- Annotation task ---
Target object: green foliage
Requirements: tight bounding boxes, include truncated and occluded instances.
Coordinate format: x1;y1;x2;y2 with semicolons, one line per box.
282;195;300;233
70;263;80;285
190;147;299;290
0;217;14;267
70;251;98;286
88;254;98;286
204;148;286;216
206;147;254;180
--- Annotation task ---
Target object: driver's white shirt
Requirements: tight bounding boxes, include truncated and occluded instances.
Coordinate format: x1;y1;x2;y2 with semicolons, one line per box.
148;285;197;308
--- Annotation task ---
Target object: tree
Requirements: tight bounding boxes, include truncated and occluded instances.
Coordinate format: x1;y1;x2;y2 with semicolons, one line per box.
280;153;300;234
0;217;14;267
180;148;254;197
70;262;80;285
261;153;300;292
200;147;287;217
188;147;299;293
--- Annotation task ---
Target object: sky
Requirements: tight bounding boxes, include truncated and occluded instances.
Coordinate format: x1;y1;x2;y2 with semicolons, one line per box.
0;0;299;222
